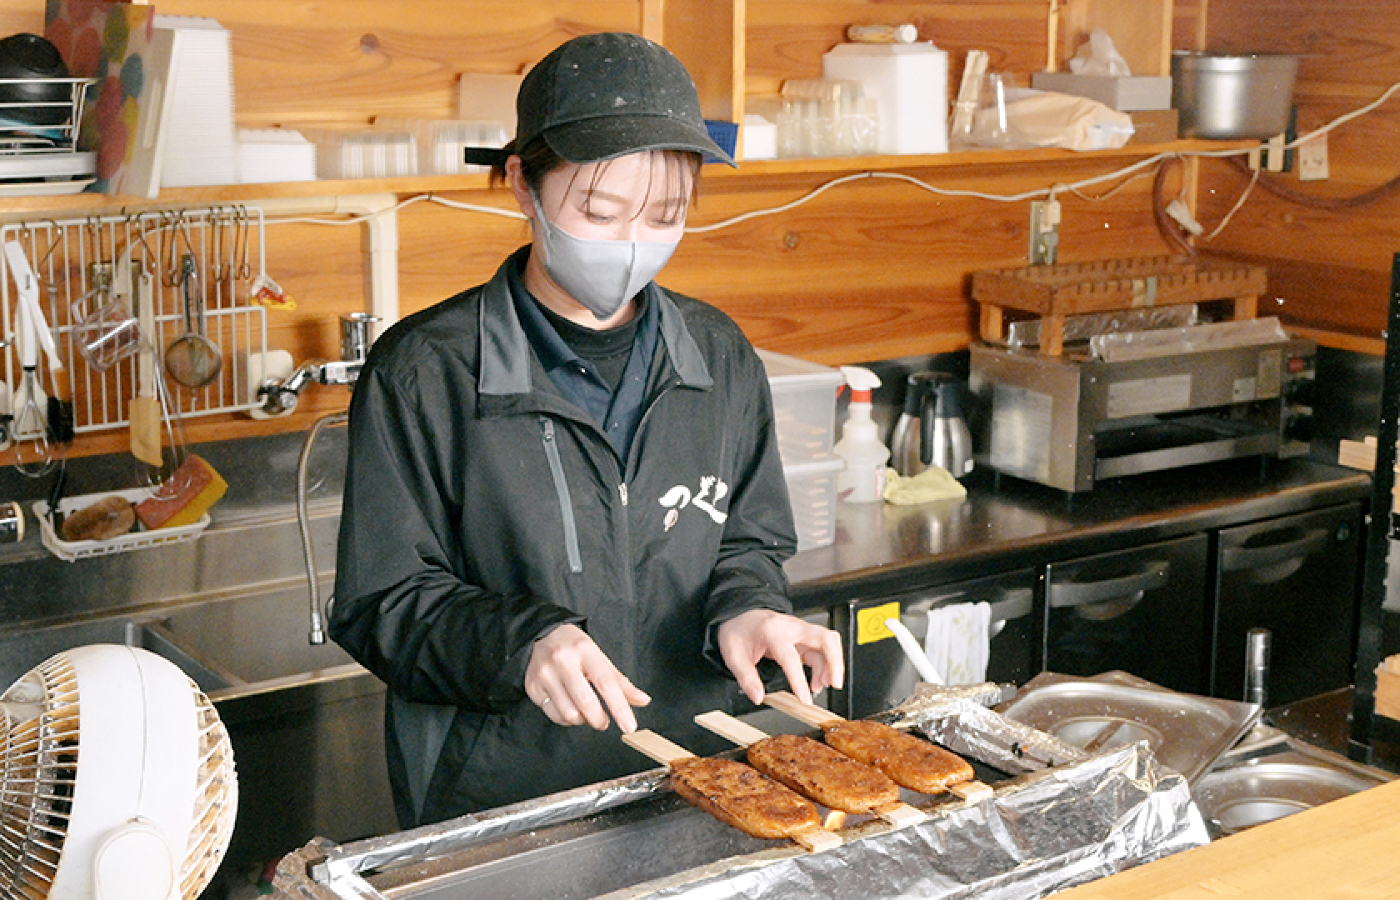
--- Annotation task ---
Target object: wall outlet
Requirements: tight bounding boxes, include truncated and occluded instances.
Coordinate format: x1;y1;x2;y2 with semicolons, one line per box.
1028;199;1060;265
1298;132;1329;181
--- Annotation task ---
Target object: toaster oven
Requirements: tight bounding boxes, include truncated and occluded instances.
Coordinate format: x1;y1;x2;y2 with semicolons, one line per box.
968;331;1316;493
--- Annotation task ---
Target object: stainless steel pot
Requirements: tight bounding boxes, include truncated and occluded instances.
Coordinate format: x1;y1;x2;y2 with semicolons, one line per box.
1171;52;1299;139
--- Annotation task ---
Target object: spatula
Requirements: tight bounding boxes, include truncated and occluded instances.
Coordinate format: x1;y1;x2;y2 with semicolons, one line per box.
694;710;927;829
128;257;162;467
622;729;842;852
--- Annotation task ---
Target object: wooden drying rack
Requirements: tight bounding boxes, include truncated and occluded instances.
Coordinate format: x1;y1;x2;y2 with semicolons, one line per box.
971;255;1268;356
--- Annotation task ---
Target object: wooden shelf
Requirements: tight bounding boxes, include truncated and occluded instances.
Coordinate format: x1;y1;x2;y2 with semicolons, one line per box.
0;139;1257;221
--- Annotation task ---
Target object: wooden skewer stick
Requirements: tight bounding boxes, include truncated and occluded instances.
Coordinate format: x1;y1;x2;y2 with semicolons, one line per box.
695;710;927;829
621;729;843;852
761;692;994;803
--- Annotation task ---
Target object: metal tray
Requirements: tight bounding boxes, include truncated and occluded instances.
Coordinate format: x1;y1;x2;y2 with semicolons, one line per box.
997;671;1260;784
1193;725;1394;838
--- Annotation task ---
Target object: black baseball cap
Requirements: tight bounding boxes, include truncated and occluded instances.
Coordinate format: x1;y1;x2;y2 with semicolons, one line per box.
513;32;735;166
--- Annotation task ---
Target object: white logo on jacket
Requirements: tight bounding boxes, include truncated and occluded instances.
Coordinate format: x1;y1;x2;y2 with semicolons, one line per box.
659;476;729;531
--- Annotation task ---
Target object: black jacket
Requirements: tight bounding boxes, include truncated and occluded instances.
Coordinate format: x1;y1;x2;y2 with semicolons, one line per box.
331;253;797;825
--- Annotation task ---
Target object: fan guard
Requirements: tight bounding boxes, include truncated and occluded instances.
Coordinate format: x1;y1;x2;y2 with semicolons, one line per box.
0;644;237;900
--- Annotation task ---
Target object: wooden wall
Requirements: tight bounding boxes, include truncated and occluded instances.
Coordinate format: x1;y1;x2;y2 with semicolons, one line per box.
2;0;1393;464
1190;0;1400;354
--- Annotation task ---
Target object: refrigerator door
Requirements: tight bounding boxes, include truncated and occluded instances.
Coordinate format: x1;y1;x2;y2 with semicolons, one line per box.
1213;503;1362;707
1045;534;1210;694
834;569;1038;719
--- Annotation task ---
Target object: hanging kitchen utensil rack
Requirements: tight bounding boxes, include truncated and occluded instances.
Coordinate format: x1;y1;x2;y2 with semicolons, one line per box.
0;207;270;436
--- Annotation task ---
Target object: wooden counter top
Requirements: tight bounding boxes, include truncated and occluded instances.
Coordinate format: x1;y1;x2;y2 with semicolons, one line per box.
1054;778;1400;899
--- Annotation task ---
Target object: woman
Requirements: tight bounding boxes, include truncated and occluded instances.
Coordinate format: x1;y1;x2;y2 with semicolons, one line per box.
331;32;843;828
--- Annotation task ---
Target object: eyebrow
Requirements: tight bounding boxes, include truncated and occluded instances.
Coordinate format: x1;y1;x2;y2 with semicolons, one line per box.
581;187;687;207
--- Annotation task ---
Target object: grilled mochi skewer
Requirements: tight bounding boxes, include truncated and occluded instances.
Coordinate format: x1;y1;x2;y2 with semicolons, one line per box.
762;692;993;802
694;710;927;830
622;729;843;851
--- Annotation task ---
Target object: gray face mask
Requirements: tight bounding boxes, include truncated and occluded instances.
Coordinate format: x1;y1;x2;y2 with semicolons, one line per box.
531;193;680;321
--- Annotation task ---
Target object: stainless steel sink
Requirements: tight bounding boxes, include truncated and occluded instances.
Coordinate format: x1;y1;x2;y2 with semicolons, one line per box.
0;581;359;693
0;583;398;887
142;584;360;690
1193;726;1394;839
0;614;231;693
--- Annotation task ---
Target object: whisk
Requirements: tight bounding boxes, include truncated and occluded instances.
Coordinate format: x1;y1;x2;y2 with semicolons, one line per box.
11;276;53;477
4;239;57;477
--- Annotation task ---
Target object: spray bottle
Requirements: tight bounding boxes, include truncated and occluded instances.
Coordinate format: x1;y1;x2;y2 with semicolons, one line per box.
833;366;890;503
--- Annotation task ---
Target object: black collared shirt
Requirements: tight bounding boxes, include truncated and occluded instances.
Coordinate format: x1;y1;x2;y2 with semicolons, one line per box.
508;252;659;460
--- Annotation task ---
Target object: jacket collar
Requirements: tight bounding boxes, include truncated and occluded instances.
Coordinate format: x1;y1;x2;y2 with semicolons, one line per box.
478;248;712;398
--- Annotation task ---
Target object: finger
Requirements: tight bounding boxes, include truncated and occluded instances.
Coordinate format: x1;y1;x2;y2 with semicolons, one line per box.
771;645;813;706
596;678;642;733
538;694;567;725
730;657;766;705
626;682;652;707
801;634;846;693
561;672;611;730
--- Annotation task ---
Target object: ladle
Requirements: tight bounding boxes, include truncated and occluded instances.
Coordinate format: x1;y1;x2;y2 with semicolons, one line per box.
164;253;222;389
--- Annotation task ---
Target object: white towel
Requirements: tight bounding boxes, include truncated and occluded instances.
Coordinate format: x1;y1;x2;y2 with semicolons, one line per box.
924;602;992;685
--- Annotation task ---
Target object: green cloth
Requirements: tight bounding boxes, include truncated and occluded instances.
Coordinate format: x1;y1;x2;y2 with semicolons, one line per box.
882;465;967;505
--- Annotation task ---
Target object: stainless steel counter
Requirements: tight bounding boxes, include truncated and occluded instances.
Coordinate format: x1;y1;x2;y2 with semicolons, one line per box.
785;457;1371;610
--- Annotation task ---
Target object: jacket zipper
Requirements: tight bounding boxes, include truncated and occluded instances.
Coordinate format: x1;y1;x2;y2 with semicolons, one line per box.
540;418;583;573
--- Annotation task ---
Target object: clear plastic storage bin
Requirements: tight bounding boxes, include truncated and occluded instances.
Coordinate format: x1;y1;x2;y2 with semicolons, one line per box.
757;349;845;551
783;455;844;551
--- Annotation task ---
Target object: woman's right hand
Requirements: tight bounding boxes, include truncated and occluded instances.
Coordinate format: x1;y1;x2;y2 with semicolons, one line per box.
525;623;651;732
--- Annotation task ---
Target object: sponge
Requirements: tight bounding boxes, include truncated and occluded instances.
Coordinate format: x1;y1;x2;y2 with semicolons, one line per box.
61;495;136;542
135;454;228;530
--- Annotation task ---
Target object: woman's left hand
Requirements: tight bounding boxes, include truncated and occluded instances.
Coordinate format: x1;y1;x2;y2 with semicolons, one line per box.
716;609;845;706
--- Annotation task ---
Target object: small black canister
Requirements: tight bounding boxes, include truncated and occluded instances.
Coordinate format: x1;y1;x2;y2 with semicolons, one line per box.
0;501;23;544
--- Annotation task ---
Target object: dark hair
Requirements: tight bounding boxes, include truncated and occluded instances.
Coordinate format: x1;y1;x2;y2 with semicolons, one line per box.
492;137;703;221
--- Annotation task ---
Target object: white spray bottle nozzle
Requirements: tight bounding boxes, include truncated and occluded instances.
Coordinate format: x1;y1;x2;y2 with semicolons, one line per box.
839;365;881;401
834;365;888;503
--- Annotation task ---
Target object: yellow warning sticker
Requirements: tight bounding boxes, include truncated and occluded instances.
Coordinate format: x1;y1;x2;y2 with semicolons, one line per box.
856;602;901;645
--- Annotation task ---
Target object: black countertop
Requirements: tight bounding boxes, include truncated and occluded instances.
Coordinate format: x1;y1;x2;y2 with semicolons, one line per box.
785;457;1372;610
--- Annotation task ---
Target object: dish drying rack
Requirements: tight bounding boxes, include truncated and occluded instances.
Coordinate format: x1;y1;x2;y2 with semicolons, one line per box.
0;76;98;194
972;255;1268;356
0;207;270;436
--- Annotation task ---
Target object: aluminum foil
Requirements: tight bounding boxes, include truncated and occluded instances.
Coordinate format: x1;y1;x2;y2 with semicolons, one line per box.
885;682;1089;773
301;767;671;885
273;698;1208;900
605;742;1206;900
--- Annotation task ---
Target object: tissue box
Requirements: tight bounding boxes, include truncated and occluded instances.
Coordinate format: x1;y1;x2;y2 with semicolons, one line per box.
742;114;777;160
1127;109;1180;144
1031;72;1172;111
237;129;317;183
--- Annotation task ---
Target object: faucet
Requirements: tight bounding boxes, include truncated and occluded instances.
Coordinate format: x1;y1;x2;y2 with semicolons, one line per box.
300;410;347;645
259;312;379;416
289;312;380;645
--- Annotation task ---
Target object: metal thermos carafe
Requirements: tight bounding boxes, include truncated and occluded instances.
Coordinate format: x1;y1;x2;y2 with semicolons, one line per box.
891;372;974;478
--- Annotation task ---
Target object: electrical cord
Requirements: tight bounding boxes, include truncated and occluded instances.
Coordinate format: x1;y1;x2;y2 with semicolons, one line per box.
1225;154;1400;210
1152;156;1196;256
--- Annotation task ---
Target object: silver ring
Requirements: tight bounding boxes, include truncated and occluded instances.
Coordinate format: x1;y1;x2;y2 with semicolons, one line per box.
540;696;551;705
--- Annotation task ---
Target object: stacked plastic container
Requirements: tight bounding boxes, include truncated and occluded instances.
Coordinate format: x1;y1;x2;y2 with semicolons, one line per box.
757;349;845;551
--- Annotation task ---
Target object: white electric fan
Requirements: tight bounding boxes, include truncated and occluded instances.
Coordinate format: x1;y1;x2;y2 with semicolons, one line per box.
0;644;237;900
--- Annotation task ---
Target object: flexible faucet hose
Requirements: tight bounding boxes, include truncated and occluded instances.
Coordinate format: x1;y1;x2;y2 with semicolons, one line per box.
299;410;349;645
